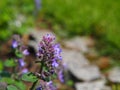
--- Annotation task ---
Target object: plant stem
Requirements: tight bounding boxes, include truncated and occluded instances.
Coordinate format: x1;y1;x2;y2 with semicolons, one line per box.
30;80;38;90
39;61;43;73
30;61;44;90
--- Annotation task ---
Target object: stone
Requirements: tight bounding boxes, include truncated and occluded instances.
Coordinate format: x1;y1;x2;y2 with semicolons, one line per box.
102;86;111;90
75;80;106;90
108;67;120;83
62;49;101;81
64;37;94;53
62;49;89;67
72;65;101;81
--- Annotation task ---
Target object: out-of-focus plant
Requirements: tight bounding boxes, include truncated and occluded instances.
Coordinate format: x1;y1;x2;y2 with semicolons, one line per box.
0;34;64;90
0;35;29;90
0;0;34;42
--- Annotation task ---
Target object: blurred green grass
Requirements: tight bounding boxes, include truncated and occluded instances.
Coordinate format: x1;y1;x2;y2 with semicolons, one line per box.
41;0;120;48
0;0;34;41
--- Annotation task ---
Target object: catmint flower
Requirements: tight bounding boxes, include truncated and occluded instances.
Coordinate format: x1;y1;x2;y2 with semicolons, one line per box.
36;80;56;90
58;70;64;83
46;81;57;90
12;35;21;48
21;68;28;74
53;44;62;60
36;34;62;81
12;34;29;75
52;61;59;67
18;59;25;67
12;40;19;48
22;49;29;55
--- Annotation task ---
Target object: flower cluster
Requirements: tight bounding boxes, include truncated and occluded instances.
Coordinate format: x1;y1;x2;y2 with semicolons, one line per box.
34;34;63;90
36;80;56;90
12;35;29;74
36;34;62;78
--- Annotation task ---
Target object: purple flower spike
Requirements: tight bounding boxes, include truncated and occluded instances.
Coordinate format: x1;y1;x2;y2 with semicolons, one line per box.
36;34;63;81
18;59;25;67
22;49;29;55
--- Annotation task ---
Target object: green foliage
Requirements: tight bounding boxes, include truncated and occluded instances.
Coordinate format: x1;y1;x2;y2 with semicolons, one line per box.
0;0;34;41
14;81;26;90
0;78;15;84
66;80;74;86
0;61;3;71
0;78;26;90
22;72;38;82
4;59;16;67
15;50;23;58
0;71;11;77
112;84;120;90
41;0;120;48
7;85;18;90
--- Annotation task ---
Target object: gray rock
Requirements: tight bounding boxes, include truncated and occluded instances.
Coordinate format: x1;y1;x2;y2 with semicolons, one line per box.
62;49;101;81
108;67;120;83
75;65;101;81
64;37;94;53
102;86;111;90
62;49;89;67
75;80;106;90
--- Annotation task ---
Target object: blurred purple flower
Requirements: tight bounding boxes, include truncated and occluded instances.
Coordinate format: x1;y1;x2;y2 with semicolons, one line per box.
52;61;59;67
46;81;57;90
18;59;25;67
12;35;21;48
12;40;18;48
35;0;41;10
21;68;28;74
54;44;62;60
22;49;29;55
58;70;64;83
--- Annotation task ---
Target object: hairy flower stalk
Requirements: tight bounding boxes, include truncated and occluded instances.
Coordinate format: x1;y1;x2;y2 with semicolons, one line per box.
30;34;63;90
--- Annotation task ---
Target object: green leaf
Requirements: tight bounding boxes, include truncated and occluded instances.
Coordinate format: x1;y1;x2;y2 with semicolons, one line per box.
7;85;18;90
4;59;16;67
14;81;26;90
21;72;38;82
0;78;26;90
15;50;23;58
0;78;14;84
0;61;3;70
